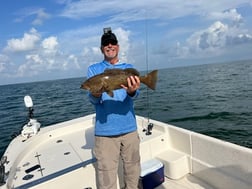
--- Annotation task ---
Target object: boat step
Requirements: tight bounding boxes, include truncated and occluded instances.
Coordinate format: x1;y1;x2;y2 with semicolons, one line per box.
156;149;190;180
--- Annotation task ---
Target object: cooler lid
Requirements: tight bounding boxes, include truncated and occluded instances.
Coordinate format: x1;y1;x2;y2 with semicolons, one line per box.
140;159;163;177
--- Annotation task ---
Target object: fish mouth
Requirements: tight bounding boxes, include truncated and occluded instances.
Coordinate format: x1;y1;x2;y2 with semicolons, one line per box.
81;84;89;90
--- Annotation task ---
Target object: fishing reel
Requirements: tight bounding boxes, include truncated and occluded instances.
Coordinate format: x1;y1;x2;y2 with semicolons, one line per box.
143;123;154;135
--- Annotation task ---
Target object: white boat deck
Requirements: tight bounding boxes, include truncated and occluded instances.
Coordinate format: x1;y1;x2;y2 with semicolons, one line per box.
158;176;215;189
1;114;252;189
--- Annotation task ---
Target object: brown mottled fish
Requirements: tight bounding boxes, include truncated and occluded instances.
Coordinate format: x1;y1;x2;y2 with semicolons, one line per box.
81;68;158;97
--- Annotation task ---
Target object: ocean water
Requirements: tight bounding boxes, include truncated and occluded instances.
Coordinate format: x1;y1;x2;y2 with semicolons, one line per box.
0;60;251;157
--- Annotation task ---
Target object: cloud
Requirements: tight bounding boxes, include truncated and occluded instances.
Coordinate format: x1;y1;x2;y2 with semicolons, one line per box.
208;9;242;22
113;28;130;62
15;8;50;26
58;0;186;20
0;54;10;72
187;21;229;51
207;9;243;28
17;54;43;76
1;1;252;85
226;33;252;45
163;7;250;60
8;26;132;79
32;9;51;25
58;0;251;23
0;27;80;79
62;54;81;70
11;31;84;78
41;36;59;54
58;26;131;62
4;28;40;52
192;19;252;49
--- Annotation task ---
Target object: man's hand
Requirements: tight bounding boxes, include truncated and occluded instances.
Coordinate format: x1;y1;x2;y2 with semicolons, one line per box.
121;76;140;96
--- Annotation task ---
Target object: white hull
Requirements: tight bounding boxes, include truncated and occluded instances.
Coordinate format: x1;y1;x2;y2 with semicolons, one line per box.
1;114;252;189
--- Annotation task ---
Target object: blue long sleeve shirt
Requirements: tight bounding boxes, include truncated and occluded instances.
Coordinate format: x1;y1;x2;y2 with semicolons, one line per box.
87;60;139;136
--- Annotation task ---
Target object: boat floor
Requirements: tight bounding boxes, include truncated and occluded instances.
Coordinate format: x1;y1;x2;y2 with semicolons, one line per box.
157;175;215;189
2;115;219;189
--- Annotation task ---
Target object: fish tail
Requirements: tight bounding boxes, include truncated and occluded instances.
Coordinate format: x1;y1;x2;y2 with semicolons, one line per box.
140;70;158;90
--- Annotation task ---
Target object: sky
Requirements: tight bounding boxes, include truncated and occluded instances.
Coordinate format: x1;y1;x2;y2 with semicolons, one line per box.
0;0;252;85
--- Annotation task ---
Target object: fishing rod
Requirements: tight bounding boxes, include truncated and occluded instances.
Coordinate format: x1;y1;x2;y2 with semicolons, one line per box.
145;14;150;120
144;11;154;135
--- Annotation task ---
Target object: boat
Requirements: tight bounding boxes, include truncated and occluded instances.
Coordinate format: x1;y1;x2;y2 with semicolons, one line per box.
0;95;251;189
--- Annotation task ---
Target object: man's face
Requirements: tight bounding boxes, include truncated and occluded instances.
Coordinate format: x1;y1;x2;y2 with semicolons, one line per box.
101;41;119;61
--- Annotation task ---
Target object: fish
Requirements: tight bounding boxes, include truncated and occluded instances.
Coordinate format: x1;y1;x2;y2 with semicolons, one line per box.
81;68;158;97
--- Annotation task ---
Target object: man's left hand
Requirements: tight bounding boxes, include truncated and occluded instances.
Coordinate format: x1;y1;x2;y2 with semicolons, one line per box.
121;76;140;96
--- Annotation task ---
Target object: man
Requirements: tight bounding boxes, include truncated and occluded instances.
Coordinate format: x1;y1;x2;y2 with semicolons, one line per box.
86;28;141;189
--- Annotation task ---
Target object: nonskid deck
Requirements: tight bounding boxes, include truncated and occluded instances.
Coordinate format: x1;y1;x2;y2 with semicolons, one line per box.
1;115;252;189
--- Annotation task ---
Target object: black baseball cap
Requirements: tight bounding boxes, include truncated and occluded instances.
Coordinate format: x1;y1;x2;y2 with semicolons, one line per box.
101;27;118;46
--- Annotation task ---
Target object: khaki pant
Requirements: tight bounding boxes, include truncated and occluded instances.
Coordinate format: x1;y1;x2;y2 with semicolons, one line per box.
94;131;140;189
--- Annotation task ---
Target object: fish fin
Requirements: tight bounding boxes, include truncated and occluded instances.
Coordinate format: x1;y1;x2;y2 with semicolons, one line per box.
140;70;158;90
107;91;114;97
103;68;139;78
90;84;104;95
104;69;124;74
124;68;140;76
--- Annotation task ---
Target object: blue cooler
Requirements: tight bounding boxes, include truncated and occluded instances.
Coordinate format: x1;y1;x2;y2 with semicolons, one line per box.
140;159;164;189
